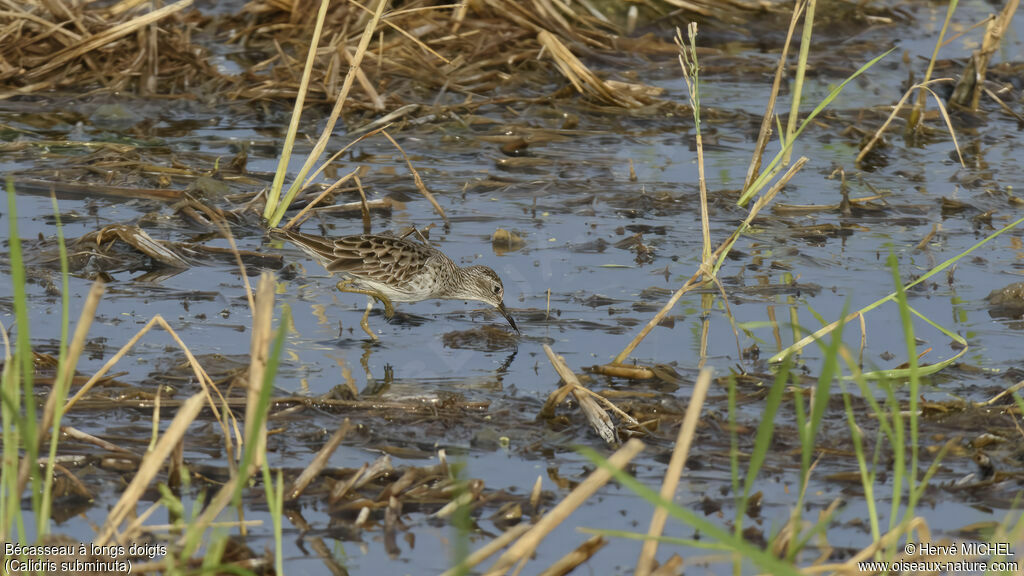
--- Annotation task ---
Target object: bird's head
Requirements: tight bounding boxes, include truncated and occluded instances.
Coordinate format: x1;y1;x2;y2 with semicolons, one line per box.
461;265;519;333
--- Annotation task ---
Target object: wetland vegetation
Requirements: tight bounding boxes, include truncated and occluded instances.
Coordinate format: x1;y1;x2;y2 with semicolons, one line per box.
2;0;1024;574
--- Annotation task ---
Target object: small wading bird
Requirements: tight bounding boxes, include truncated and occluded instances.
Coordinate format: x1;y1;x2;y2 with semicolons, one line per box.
271;228;519;341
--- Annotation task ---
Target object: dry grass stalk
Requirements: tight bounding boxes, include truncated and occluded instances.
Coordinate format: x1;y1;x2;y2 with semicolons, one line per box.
244;272;275;471
650;554;684;576
856;79;964;167
282;168;362;230
742;0;805;192
310;196;398;217
773;497;841;560
265;0;387;226
983;86;1024;122
354;173;372;233
339;44;386;109
782;0;814;166
801;516;933;575
982;377;1024;406
542;344;633;445
950;0;1020;110
537;30;653;108
575;391;617;445
381;129;449;224
329;462;369;504
676;24;711;266
34;280;104;439
302;124;392;188
433;490;475;519
440;523;532;576
484;438;646;576
349;0;452;65
63;313;243;466
87;225;192;268
118;500;166;547
587;363;655;380
215;221;256;315
538;534;606;576
95;392;206;545
529;475;543;511
264;0;333;220
634;367;712;576
610;29;801;367
285;418;353;501
61;425;133;453
612;159;793;365
17;0;195;85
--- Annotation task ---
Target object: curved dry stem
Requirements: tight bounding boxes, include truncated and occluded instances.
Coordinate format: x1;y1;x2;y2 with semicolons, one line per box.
63;314;242;463
614;166;791;365
381;129;449;224
282;169;361;230
484;439;646;576
856;78;958;166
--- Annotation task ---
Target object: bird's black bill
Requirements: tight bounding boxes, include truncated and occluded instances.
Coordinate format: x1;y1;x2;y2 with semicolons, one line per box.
498;302;519;334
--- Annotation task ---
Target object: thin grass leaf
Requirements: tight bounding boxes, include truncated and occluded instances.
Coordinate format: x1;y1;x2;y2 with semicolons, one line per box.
580;528;730;550
888;251;920;523
39;194;72;536
235;307;289;505
6;178;41;526
858;302;968;380
837;365;881;544
804;305;845;477
579;447;804;576
742;356;790;503
771;212;1024;363
739;48;895;206
263;0;332;221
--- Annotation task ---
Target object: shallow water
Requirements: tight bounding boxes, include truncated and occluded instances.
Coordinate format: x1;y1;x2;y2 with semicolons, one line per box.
2;0;1024;573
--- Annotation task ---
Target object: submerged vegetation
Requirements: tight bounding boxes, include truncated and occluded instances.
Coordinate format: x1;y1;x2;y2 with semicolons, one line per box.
2;0;1024;574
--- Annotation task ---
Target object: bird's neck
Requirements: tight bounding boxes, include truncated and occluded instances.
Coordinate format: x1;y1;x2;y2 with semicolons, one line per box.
440;262;473;300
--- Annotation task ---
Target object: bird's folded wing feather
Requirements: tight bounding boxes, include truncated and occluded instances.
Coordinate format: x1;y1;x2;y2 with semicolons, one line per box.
326;235;434;285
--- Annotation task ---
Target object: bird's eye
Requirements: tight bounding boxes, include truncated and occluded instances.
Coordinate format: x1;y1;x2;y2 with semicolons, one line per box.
492;284;501;294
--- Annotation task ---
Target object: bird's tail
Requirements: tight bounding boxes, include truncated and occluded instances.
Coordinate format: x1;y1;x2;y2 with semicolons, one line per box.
268;228;336;265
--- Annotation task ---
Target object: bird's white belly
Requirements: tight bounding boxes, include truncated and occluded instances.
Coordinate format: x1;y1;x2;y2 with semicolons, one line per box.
354;274;437;303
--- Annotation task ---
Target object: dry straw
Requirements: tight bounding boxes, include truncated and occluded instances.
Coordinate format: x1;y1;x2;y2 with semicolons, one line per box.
484;439;646;576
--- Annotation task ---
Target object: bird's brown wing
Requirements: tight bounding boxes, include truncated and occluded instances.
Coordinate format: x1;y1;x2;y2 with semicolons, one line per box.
326;234;438;286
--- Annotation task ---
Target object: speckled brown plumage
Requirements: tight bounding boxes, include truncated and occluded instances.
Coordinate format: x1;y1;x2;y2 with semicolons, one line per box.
270;228;518;339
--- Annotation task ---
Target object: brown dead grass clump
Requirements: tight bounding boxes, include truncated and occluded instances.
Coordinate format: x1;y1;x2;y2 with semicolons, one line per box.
224;0;685;108
0;0;776;108
0;0;224;99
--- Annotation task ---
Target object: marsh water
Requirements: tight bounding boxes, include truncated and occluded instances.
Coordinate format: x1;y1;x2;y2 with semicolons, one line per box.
2;0;1024;573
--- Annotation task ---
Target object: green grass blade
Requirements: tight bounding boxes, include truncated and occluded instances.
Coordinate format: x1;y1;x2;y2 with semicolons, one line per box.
235;306;289;505
580;446;804;576
6;177;41;528
262;0;331;221
887;251;920;519
737;358;790;537
770;212;1024;363
38;194;72;536
739;48;895;206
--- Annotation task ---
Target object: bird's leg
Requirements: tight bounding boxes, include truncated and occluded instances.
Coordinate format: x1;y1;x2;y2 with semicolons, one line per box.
360;296;377;341
336;280;395;319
